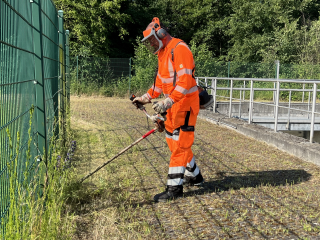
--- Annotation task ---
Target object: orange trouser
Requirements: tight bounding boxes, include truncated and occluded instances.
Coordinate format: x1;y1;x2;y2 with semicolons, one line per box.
165;106;200;187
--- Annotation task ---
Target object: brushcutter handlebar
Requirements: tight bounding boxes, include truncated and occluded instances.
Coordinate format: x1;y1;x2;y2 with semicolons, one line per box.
130;94;146;110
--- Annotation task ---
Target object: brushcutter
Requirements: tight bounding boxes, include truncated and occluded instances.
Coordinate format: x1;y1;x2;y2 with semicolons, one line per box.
79;94;165;183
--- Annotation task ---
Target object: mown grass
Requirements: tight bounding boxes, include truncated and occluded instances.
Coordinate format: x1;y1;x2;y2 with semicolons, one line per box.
68;96;320;239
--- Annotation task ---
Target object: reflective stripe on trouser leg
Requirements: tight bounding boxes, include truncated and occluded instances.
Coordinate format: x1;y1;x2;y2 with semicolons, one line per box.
185;155;200;177
166;129;194;187
167;166;185;186
165;109;197;187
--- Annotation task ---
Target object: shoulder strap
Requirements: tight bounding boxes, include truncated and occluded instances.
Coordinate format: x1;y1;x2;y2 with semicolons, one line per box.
151;65;158;97
171;41;184;87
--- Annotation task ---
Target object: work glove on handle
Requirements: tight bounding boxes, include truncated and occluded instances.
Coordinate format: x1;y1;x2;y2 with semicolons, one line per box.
152;97;174;114
132;94;151;106
150;113;167;122
150;114;166;132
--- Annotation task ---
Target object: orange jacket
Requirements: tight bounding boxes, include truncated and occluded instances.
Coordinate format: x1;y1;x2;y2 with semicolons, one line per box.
147;38;199;114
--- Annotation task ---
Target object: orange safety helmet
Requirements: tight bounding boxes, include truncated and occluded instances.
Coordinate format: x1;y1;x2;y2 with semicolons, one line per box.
142;17;168;54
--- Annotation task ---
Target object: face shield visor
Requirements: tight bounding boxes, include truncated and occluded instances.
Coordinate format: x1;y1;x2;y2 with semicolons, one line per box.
141;28;163;54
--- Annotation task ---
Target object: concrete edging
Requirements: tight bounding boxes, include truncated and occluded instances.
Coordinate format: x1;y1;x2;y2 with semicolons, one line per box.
198;110;320;167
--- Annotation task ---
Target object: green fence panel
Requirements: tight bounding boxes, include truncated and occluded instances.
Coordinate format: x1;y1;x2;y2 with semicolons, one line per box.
0;0;69;236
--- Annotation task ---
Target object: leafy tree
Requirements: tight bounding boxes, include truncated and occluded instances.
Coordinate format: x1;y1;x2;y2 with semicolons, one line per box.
226;0;320;63
53;0;158;57
155;0;231;60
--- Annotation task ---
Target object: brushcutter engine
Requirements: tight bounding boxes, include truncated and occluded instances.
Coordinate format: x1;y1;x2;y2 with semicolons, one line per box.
198;85;214;109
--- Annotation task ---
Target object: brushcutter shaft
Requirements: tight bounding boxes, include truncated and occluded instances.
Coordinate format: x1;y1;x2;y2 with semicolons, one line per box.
79;128;157;183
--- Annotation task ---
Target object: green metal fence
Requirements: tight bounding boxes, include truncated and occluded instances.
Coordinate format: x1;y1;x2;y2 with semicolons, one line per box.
0;0;69;236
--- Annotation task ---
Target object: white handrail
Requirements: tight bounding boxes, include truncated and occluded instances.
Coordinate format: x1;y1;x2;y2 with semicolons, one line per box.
197;76;320;143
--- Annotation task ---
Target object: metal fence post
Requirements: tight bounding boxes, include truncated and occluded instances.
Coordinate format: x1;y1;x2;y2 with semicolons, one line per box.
229;79;233;118
65;30;70;110
32;0;47;158
58;10;65;145
274;60;280;119
308;90;311;119
249;80;253;124
76;56;79;95
286;91;292;130
302;83;305;103
227;62;230;94
213;78;217;113
129;58;131;94
274;81;280;132
310;83;317;143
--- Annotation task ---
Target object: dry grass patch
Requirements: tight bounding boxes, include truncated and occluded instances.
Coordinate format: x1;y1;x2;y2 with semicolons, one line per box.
68;95;320;239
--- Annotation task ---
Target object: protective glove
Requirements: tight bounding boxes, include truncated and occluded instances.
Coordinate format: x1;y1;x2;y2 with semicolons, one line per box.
152;97;174;114
150;114;166;132
132;94;151;105
150;113;167;122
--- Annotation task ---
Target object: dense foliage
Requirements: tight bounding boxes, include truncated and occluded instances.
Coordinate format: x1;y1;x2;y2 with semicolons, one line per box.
54;0;320;64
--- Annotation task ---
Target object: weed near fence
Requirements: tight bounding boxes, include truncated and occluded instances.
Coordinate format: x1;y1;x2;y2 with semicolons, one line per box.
1;0;72;237
2;110;75;240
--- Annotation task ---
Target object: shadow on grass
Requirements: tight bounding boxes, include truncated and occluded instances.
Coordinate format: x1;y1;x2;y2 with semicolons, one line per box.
185;169;311;196
127;169;311;207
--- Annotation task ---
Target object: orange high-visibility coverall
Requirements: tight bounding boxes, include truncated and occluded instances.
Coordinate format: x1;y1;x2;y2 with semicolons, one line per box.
146;38;201;188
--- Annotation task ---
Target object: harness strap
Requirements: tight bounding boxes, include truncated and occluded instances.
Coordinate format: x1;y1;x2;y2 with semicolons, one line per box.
151;65;159;97
171;41;184;87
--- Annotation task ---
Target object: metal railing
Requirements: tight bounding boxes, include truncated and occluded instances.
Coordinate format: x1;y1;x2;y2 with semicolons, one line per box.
196;77;320;143
0;0;69;236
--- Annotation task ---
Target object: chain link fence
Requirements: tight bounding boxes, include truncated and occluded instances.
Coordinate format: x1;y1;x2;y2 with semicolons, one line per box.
0;0;70;236
69;58;320;98
70;57;131;96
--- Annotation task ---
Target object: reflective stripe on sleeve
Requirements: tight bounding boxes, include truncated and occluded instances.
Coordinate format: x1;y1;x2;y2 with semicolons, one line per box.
157;74;174;84
177;68;193;77
175;85;188;95
151;85;162;94
187;85;198;94
173;85;198;95
146;93;152;100
167;178;184;186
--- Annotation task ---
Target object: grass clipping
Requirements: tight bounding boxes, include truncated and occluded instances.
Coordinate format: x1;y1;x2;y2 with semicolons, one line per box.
68;96;320;240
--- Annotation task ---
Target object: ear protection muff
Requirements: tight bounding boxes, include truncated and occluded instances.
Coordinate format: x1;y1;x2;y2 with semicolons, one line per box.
152;17;167;39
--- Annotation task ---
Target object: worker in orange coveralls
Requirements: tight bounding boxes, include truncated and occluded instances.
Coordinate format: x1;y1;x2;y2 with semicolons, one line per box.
133;17;204;202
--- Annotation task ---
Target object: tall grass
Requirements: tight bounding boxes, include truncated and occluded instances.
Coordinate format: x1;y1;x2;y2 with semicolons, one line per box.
1;107;75;240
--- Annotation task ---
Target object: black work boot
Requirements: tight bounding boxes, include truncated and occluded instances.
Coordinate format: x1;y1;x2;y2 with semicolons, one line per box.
183;171;204;186
154;185;183;202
